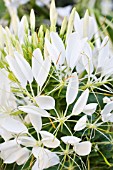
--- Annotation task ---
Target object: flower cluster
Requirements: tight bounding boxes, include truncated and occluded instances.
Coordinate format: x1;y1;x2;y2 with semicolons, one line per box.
0;0;113;169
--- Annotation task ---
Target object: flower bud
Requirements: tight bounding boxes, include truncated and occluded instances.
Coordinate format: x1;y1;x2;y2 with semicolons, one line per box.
50;0;58;32
66;7;76;41
30;9;35;32
60;17;67;36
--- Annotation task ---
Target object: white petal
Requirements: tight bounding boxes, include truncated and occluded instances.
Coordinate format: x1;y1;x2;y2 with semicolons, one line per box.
82;43;93;75
16;147;30;165
0;139;17;151
4;147;29;164
74;115;87;131
66;72;79;105
45;38;58;66
83;103;97;116
72;89;89;115
97;36;109;69
66;32;87;70
88;17;96;40
35;96;55;110
1;117;28;134
0;127;12;141
19;105;50;117
61;136;81;145
50;32;65;65
45;150;60;168
32;147;59;169
32;48;43;81
14;51;33;83
17;136;36;147
74;141;91;156
74;11;83;38
29;114;42;133
40;131;60;148
6;55;27;88
37;57;51;88
101;101;113;122
32;160;39;170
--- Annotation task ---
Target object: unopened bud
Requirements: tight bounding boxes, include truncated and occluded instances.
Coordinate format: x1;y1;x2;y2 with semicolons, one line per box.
30;9;35;32
50;0;58;32
66;7;76;40
60;17;67;36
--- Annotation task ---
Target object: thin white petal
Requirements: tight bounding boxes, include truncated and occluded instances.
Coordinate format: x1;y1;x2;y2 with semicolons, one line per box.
32;48;43;81
66;72;79;105
50;32;65;65
14;51;33;83
101;101;113;122
6;55;27;88
37;57;51;88
19;105;50;117
29;114;42;133
72;89;89;115
74;115;87;131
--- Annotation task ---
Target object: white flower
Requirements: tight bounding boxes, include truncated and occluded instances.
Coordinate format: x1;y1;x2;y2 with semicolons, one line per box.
66;32;87;70
61;136;91;156
101;101;113;122
0;139;30;165
40;131;60;148
32;147;59;170
46;32;87;70
19;105;50;133
45;32;65;68
6;51;33;88
74;10;96;40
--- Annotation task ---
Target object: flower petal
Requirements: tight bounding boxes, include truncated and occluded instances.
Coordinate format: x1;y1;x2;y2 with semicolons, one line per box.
50;32;65;65
83;103;97;116
1;117;28;134
6;55;27;88
14;51;33;83
29;114;42;133
74;115;87;131
66;72;79;105
35;56;51;88
74;141;91;156
40;131;60;148
35;96;55;110
19;105;50;117
72;89;89;115
61;136;81;145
